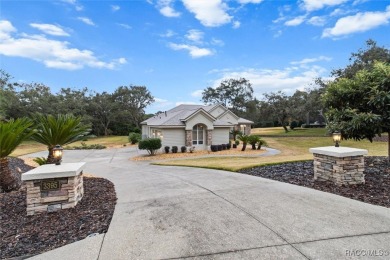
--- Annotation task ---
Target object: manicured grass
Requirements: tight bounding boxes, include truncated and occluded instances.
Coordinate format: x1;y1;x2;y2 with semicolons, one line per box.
11;136;130;157
251;127;329;137
154;136;388;171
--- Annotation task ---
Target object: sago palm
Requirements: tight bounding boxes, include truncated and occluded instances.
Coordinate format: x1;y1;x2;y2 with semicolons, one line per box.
237;133;250;151
0;118;33;191
31;114;91;164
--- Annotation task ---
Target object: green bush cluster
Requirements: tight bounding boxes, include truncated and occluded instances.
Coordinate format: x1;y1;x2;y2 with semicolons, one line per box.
138;138;162;155
128;132;142;144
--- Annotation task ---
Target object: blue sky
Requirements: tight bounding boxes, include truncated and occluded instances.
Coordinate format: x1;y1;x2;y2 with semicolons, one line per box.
1;0;389;113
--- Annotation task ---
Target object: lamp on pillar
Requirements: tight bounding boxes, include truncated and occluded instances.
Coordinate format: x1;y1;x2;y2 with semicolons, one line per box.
332;131;341;147
53;145;63;165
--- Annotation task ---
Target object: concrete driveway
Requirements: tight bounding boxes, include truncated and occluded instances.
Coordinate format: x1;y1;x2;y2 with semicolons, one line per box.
27;148;390;260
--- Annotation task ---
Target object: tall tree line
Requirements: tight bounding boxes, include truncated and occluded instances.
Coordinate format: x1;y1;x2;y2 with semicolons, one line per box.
0;71;154;136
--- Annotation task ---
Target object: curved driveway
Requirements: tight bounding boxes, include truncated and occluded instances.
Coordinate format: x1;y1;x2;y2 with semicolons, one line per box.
29;148;390;260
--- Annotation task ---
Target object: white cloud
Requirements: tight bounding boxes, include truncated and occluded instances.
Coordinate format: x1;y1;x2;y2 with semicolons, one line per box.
111;5;120;12
307;16;327;26
210;65;330;96
117;23;132;30
300;0;349;12
61;0;83;11
290;56;332;65
191;89;203;97
284;15;307;26
322;6;390;38
182;0;232;27
30;23;69;36
77;17;95;26
273;30;283;38
0;20;126;70
158;0;181;17
232;21;241;29
185;29;204;43
211;38;224;46
238;0;263;4
169;43;213;58
160;29;175;37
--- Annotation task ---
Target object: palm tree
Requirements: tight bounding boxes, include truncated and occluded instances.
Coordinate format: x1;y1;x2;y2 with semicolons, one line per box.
248;135;260;150
257;139;268;150
237;133;250;151
31;114;91;164
229;129;242;141
0;118;33;191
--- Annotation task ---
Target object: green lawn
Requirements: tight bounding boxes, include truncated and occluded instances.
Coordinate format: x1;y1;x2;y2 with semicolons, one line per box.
251;127;329;137
154;131;388;171
11;136;130;157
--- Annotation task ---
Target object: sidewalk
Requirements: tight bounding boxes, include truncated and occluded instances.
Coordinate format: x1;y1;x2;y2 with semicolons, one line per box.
28;148;390;259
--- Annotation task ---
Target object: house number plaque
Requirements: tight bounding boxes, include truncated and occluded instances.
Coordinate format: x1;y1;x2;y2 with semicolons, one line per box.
41;180;60;191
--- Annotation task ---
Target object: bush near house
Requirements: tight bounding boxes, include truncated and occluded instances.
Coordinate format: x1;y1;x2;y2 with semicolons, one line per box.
164;146;170;153
128;132;141;144
138;138;162;155
172;146;178;153
181;146;187;153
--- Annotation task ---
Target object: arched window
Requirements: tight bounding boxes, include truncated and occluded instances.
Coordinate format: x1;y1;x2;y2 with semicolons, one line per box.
192;124;204;145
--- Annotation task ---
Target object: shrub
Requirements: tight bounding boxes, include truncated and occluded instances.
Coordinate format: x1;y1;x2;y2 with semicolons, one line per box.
210;145;218;152
290;121;298;130
128;132;142;144
181;146;187;153
33;157;47;166
64;142;106;150
189;146;195;153
217;145;222;151
138;138;162;155
172;146;178;153
164;146;170;153
257;139;268;150
235;140;240;146
226;143;231;149
248;135;260;150
221;144;226;150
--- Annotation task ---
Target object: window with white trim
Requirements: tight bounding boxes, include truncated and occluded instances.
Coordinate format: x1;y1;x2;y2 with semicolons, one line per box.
192;124;204;145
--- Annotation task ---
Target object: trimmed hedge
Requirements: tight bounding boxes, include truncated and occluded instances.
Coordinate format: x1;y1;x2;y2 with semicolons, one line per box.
138;138;162;155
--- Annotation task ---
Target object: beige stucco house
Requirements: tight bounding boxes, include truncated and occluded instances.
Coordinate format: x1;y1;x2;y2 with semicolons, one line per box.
140;104;253;150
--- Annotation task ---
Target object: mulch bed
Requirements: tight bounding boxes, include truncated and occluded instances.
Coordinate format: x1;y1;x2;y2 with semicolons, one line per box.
0;158;117;259
238;156;390;208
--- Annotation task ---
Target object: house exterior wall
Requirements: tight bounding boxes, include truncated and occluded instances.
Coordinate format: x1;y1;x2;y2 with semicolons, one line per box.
185;113;214;130
209;106;226;118
141;125;148;139
161;129;185;147
212;128;230;145
218;111;238;124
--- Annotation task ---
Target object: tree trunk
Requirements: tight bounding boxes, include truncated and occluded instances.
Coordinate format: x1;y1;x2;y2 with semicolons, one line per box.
282;123;288;133
257;144;261;150
251;144;256;150
241;143;247;151
0;157;21;192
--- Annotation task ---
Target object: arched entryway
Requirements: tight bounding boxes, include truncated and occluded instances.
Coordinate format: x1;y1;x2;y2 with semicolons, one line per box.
192;124;206;150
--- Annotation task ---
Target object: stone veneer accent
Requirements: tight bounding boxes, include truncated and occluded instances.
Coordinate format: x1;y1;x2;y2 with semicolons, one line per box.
185;130;192;146
207;130;212;145
22;162;85;216
309;146;367;186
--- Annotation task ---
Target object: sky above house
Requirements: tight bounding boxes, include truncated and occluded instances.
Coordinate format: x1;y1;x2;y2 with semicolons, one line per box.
1;0;389;113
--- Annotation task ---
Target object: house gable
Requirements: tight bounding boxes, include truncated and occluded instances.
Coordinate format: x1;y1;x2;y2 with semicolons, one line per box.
183;109;215;130
217;110;239;125
208;104;228;118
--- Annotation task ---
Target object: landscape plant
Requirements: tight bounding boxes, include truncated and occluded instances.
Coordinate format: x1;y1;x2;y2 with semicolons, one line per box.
257;139;268;150
181;146;187;153
248;135;260;150
31;114;91;164
172;146;178;153
128;132;141;144
164;146;170;153
138;138;162;155
238;134;250;151
0;118;33;191
229;129;242;141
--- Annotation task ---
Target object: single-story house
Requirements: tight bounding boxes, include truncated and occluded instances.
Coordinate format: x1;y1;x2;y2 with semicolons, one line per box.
140;104;254;150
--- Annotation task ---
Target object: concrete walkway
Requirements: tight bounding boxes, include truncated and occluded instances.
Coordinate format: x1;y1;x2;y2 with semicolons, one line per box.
26;148;390;260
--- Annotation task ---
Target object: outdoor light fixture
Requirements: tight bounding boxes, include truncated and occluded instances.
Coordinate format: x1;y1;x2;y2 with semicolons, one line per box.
53;145;63;165
332;131;341;147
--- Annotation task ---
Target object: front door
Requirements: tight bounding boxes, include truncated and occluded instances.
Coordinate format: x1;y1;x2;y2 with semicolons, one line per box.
192;124;206;150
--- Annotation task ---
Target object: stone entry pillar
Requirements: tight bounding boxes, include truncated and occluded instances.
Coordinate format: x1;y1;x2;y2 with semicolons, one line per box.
185;130;192;146
207;130;212;145
309;147;367;185
22;162;85;215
